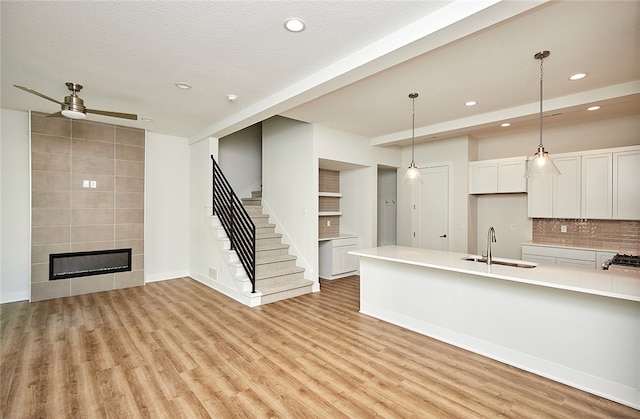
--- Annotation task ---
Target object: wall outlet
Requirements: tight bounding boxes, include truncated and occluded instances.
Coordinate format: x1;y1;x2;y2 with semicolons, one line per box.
510;224;516;230
90;180;97;188
561;225;567;233
326;220;331;227
83;180;89;188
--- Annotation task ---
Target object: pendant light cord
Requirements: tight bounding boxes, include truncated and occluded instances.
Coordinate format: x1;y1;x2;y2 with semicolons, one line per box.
538;53;544;149
411;95;416;163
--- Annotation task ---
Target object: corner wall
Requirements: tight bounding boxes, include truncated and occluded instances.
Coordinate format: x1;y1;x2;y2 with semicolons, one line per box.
1;109;30;303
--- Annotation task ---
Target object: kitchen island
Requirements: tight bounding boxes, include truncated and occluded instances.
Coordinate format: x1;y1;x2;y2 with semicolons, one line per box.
350;246;640;409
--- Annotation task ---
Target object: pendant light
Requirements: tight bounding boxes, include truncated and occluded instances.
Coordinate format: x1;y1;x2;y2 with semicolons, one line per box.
402;92;423;184
525;51;561;177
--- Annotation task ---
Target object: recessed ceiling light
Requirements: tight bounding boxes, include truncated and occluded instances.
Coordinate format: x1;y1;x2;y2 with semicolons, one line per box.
465;101;477;107
284;18;306;32
587;105;601;111
501;122;511;127
175;82;192;90
569;73;587;81
227;94;238;102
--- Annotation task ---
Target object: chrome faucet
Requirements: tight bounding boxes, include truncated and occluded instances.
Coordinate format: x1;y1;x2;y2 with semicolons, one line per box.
486;227;496;265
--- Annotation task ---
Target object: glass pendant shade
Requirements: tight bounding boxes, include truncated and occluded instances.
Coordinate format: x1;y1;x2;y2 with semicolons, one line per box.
403;161;423;184
525;145;561;177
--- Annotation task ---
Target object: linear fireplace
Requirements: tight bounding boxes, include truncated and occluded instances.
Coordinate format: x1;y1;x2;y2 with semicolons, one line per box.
49;248;132;280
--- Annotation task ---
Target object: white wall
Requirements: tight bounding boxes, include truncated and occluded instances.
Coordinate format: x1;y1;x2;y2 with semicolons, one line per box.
478;114;640;160
219;123;262;199
476;195;531;260
145;132;190;282
377;168;397;246
262;117;317;287
0;109;30;303
397;135;472;253
189;136;218;283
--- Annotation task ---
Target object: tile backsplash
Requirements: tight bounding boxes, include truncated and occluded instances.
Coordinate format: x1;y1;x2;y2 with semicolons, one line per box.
532;219;639;254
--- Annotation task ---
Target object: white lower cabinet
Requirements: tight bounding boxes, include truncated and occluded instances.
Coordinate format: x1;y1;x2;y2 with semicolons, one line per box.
319;237;358;279
521;244;599;270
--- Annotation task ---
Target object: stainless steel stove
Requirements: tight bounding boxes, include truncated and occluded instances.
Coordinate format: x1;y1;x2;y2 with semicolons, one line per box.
602;253;640;274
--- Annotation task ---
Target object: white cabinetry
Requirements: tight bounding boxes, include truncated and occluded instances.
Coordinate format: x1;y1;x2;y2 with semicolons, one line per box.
527;155;581;218
521;244;614;270
319;237;358;279
582;153;612;219
527;146;639;220
469;157;527;194
613;149;640;220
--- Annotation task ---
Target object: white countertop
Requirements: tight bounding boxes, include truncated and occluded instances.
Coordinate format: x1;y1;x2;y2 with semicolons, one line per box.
319;234;357;242
350;246;640;302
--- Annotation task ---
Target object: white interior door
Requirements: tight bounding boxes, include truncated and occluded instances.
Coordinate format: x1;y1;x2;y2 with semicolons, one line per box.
413;165;449;251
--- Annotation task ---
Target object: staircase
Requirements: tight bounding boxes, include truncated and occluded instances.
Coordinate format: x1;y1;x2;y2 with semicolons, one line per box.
241;191;313;304
208;191;313;306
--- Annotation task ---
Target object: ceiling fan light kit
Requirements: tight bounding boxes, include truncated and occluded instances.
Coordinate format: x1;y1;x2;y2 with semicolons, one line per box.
14;82;137;121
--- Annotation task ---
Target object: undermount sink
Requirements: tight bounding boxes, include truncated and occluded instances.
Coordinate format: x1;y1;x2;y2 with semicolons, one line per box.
461;256;537;269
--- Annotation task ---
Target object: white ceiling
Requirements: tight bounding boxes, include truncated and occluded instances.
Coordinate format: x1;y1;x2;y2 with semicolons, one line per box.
2;1;639;146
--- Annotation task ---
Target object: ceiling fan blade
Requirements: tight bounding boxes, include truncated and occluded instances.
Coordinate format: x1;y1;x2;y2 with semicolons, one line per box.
14;85;63;105
86;108;138;120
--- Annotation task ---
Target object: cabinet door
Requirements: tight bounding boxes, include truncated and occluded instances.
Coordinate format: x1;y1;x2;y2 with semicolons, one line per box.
332;245;358;275
613;150;640;220
469;162;497;194
527;175;553;218
554;156;581;218
343;245;359;273
582;153;612;219
498;160;527;192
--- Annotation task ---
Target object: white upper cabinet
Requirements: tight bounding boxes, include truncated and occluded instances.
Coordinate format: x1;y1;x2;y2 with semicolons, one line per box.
527;146;639;220
554;156;582;218
469;157;526;194
527;155;581;218
613;149;640;220
581;152;612;219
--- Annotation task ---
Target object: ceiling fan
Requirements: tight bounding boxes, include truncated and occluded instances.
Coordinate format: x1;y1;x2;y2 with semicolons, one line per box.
13;82;137;120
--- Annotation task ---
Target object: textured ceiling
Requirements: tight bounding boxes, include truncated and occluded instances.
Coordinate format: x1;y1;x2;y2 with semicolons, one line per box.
2;1;639;145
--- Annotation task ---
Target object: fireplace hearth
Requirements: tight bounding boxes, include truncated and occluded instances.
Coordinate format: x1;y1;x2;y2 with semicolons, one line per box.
49;248;132;280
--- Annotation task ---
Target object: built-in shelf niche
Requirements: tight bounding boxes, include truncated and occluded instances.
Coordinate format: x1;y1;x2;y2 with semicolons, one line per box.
319;169;341;238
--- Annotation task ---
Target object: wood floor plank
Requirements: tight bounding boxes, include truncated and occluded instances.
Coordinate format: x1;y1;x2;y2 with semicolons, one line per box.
1;275;638;418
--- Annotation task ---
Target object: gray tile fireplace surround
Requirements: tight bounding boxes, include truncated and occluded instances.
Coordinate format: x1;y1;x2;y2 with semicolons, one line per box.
30;113;145;301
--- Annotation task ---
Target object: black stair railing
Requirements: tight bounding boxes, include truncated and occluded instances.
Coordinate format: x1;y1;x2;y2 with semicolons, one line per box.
211;156;256;293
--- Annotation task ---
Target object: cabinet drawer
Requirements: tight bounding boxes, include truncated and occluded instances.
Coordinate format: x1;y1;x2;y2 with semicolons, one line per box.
522;254;555;265
331;237;358;248
521;245;594;261
555;258;595;269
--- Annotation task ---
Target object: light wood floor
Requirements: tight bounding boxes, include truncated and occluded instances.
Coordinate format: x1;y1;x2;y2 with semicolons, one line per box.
1;276;637;418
